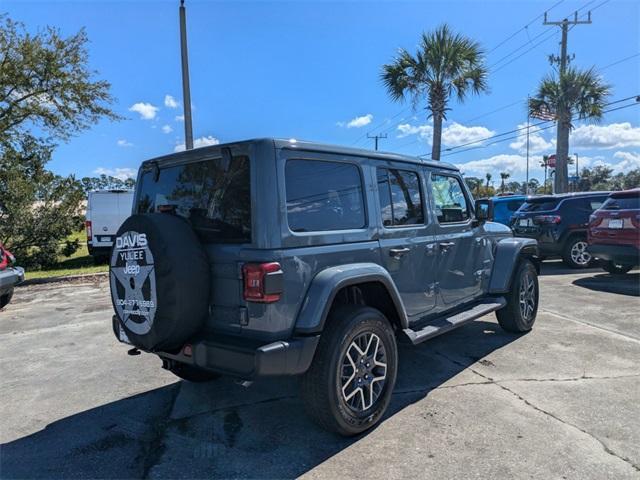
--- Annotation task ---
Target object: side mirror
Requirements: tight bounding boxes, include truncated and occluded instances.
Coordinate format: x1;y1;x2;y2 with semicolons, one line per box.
475;199;493;223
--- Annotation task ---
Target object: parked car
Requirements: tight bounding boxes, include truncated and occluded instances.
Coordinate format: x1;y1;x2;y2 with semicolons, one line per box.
587;189;640;274
109;138;540;436
0;243;24;309
86;190;134;262
481;195;527;226
510;191;610;268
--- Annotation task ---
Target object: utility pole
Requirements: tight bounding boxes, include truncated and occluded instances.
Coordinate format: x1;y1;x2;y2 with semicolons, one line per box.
367;133;387;151
543;10;592;193
525;95;530;195
179;0;194;150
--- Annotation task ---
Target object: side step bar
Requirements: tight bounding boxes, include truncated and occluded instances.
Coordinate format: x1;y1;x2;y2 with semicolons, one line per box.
402;297;506;345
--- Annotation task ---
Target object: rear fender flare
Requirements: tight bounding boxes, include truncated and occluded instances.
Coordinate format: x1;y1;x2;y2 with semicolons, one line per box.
489;237;539;294
294;263;408;335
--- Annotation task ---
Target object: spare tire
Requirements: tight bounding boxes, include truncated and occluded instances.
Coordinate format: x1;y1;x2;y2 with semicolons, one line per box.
109;213;210;351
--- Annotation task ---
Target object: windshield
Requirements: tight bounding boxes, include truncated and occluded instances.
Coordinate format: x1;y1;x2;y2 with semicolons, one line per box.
519;199;559;212
136;156;251;243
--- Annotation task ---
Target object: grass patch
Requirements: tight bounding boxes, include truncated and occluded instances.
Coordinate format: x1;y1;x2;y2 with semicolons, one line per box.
24;228;109;280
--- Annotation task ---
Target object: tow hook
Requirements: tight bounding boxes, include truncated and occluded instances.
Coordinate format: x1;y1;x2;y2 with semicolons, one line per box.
127;348;141;356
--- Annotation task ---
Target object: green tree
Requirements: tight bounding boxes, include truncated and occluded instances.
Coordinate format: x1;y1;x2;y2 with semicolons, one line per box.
0;16;121;267
499;172;510;193
464;176;482;198
529;67;611;193
381;24;488;161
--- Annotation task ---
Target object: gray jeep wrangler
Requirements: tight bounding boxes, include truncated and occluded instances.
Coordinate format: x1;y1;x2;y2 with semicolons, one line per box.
110;138;539;436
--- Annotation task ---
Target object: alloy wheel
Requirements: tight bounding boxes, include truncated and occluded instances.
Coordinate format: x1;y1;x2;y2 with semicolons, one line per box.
570;240;591;266
518;271;536;321
340;332;387;412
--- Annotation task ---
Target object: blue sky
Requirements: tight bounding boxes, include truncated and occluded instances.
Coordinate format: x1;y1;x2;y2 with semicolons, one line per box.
5;0;640;184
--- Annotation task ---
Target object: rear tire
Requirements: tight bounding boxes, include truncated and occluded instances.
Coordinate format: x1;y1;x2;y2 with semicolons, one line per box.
301;305;398;436
601;261;633;275
169;364;221;383
496;260;538;333
0;290;13;309
562;236;592;269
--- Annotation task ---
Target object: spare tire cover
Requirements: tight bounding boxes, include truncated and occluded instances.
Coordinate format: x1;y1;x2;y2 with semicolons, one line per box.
110;213;210;351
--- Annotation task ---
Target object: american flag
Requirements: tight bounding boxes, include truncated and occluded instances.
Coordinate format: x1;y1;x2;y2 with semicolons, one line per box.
530;105;556;121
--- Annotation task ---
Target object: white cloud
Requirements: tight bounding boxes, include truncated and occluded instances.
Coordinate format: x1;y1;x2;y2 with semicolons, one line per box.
129;102;159;120
94;167;138;181
441;123;495;146
612;151;640;172
161;124;173;134
397;123;433;139
338;114;373;128
509;122;555;154
456;154;535;178
571;122;640;150
174;135;220;152
175;114;185;122
164;94;179;108
396;121;493;147
116;139;133;147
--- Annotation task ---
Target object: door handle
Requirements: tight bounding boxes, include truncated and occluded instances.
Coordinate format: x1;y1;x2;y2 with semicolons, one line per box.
389;247;410;258
439;242;455;250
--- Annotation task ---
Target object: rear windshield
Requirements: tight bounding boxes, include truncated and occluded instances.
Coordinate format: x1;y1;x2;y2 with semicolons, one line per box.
519;199;559;212
136;156;251;243
602;196;640;210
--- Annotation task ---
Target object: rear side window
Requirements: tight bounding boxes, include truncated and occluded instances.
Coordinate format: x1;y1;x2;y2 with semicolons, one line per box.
520;199;559;212
285;159;365;232
602;196;640;210
431;174;470;223
136;156;251;243
377;168;424;226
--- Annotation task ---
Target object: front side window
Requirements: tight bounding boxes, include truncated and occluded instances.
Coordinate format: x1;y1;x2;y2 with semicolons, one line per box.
377;168;424;227
285;159;365;232
431;174;470;223
136;156;251;243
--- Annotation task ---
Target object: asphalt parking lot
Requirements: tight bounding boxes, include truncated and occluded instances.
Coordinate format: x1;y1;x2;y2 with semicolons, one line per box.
1;263;639;479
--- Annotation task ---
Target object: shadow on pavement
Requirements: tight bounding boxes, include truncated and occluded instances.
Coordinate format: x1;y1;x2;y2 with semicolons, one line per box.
573;272;640;297
1;320;521;479
538;260;602;277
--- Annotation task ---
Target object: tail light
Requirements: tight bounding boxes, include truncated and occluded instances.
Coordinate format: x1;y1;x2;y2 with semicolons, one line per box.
243;262;283;303
85;220;92;240
533;215;561;225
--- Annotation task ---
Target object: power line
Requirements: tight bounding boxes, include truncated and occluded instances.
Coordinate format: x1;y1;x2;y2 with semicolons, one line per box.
440;100;640;158
487;0;566;54
599;52;640;71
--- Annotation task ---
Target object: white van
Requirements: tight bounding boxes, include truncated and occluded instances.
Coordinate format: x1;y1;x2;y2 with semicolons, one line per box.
86;190;135;261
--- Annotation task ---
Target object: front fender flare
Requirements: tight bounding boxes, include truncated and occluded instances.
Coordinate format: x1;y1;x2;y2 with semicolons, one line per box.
488;237;539;294
294;263;408;335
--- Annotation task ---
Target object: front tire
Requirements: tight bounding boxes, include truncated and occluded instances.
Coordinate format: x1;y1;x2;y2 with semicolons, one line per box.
496;260;539;333
563;236;592;269
301;305;398;436
601;261;633;275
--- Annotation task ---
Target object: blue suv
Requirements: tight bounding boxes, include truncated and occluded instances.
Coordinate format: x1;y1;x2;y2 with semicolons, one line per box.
109;139;540;436
484;195;527;226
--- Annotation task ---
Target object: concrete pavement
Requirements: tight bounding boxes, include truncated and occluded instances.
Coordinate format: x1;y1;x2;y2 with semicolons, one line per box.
1;264;638;479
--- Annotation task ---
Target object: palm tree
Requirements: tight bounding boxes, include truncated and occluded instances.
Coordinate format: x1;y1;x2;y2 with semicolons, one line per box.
485;172;492;190
500;172;510;193
381;24;488;161
529;67;610;193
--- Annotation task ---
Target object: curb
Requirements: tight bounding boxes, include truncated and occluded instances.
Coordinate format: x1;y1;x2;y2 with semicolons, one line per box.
19;271;109;287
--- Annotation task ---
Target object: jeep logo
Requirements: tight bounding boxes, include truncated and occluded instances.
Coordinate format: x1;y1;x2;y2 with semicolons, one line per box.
116;232;148;249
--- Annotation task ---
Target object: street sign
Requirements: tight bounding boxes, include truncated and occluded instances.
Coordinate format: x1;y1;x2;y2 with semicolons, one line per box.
547;154;556;168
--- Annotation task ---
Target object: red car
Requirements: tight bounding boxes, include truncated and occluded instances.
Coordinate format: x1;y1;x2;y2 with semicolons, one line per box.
0;244;25;309
587;189;640;274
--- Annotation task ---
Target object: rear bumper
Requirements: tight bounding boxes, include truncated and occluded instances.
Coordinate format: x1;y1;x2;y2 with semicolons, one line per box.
112;316;319;378
0;267;25;295
587;244;640;266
